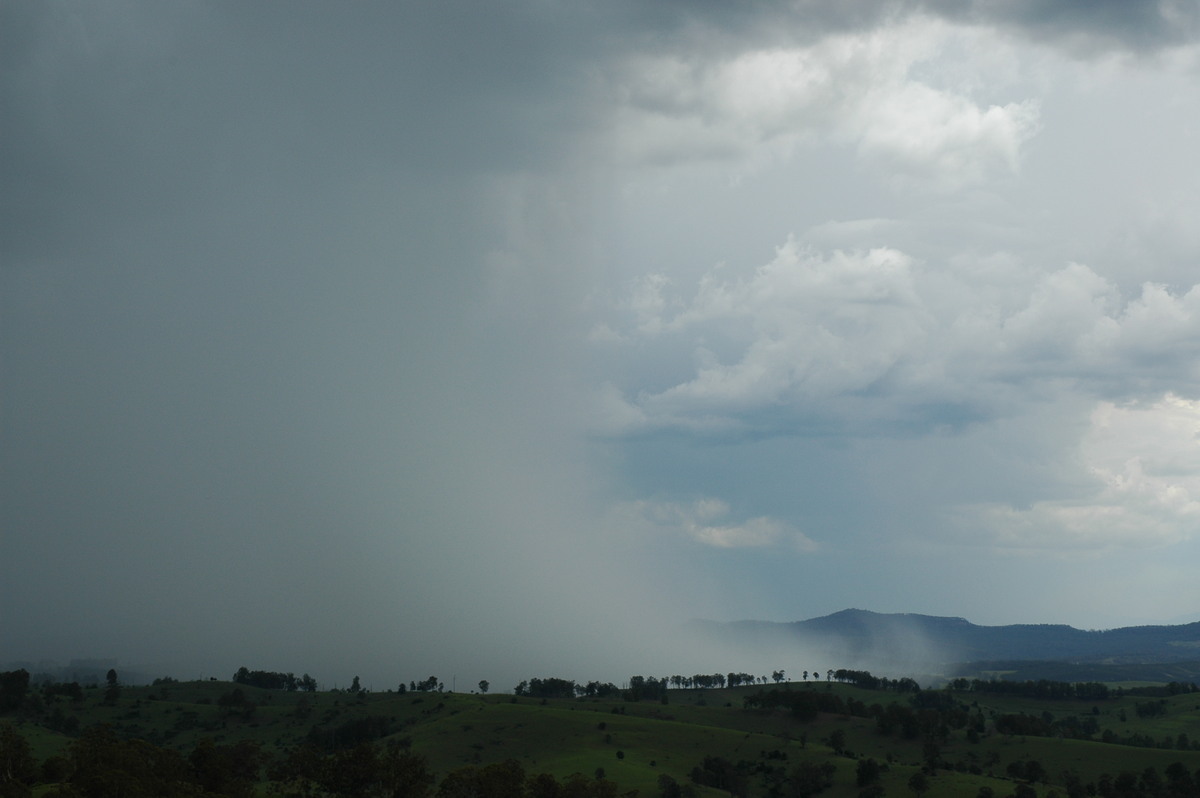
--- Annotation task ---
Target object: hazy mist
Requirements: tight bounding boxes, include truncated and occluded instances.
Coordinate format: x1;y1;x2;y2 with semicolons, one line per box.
5;1;1200;691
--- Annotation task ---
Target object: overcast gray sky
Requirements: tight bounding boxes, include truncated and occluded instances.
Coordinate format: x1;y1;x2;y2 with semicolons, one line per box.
5;0;1200;690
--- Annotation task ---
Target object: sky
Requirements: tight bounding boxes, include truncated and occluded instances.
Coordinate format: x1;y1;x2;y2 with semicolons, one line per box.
4;0;1200;691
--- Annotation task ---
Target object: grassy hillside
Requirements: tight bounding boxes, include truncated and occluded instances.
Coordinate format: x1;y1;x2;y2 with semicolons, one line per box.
5;676;1200;796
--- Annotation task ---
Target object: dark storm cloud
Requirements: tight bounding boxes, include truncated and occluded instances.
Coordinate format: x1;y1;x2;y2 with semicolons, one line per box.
608;0;1200;55
0;2;604;263
5;0;1200;687
949;0;1200;53
0;0;634;685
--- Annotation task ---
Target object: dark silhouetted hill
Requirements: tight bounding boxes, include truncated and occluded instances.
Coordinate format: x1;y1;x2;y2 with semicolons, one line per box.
689;609;1200;671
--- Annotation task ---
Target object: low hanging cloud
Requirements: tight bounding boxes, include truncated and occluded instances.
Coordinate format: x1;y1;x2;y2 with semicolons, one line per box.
613;497;818;551
609;19;1040;191
596;238;1200;437
959;395;1200;552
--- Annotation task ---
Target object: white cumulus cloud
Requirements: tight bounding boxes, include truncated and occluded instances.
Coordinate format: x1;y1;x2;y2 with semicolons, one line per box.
609;19;1040;191
613;497;817;551
597;238;1200;437
960;395;1200;551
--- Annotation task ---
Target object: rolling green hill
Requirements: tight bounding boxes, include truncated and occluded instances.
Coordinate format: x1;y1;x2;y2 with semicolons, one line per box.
4;670;1200;797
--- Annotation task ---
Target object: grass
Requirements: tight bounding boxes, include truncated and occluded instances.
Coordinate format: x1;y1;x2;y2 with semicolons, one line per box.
8;678;1200;796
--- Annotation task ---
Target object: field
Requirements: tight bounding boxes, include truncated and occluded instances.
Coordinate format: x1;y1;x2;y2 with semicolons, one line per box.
5;675;1200;796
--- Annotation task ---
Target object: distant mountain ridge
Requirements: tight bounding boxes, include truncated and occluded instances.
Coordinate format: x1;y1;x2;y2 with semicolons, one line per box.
690;609;1200;670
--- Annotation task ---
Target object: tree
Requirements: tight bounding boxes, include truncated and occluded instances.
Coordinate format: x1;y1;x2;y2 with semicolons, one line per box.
378;743;434;797
0;723;37;797
787;761;835;797
349;676;361;694
478;680;489;694
773;669;786;684
217;688;256;719
907;771;929;796
67;723;194;797
189;738;262;798
104;668;120;705
0;671;29;713
856;758;881;787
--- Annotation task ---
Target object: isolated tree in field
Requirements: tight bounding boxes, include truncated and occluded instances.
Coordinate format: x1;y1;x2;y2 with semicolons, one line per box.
657;773;682;798
349;676;361;693
907;771;929;796
772;669;785;684
856;758;881;787
103;668;120;705
478;680;489;694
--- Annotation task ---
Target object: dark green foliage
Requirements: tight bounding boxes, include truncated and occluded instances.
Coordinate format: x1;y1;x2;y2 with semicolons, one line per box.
306;714;394;750
625;676;668;702
273;740;434;797
578;681;620;698
0;724;37;797
7;667;1200;798
856;757;882;787
1137;699;1169;718
832;669;920;692
232;666;304;691
39;755;69;785
515;678;577;699
743;688;843;721
437;759;527;798
188;738;261;798
102;669;120;707
40;682;83;704
949;677;1111;701
0;671;30;714
63;723;194;797
786;760;836;797
413;676;441;692
996;713;1053;736
689;755;748;796
727;673;759;688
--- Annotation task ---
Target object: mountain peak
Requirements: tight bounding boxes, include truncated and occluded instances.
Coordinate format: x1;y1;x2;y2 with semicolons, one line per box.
692;609;1200;671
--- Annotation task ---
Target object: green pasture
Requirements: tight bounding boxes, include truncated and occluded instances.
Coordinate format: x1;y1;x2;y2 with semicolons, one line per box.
8;677;1200;796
